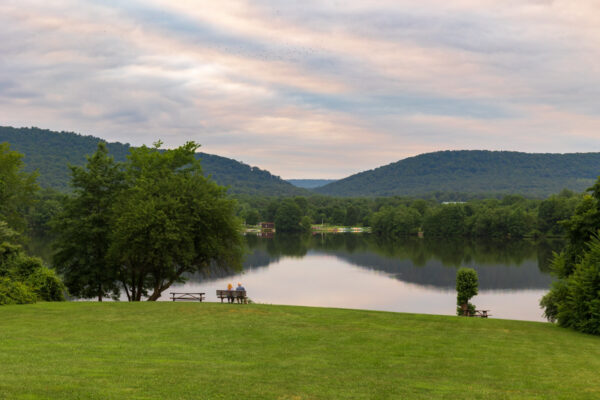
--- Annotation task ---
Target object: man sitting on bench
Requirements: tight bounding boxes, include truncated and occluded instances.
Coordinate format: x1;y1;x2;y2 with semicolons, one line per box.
235;282;246;303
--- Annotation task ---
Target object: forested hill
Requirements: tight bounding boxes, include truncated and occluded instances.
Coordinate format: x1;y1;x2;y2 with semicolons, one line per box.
0;126;307;196
314;150;600;197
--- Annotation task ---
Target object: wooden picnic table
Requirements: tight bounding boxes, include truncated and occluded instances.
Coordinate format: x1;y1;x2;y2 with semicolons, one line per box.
169;292;205;302
474;309;491;318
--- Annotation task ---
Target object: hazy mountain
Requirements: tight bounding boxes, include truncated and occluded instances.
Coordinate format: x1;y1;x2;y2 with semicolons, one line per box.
314;150;600;197
0;126;307;196
287;179;337;189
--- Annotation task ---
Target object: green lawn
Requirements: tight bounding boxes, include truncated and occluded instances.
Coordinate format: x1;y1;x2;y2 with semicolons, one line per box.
1;302;599;399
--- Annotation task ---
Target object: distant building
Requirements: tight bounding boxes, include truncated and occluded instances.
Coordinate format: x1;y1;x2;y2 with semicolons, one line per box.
260;222;275;234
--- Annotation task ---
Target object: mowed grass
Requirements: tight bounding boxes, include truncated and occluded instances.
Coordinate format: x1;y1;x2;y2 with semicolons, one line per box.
1;303;599;400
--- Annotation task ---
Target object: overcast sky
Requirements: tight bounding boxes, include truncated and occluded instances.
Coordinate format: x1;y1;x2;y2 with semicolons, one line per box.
1;1;600;178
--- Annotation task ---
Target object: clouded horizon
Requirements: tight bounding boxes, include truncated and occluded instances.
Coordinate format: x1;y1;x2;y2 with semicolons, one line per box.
1;1;600;178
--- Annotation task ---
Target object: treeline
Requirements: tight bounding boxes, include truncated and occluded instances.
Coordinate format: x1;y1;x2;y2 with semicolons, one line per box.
235;190;582;238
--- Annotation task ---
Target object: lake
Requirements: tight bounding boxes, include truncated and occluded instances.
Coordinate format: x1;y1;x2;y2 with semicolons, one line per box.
164;233;561;322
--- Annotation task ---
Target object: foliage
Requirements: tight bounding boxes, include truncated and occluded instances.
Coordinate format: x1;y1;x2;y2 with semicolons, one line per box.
315;150;600;197
0;277;36;305
274;199;304;232
53;141;244;301
456;267;478;316
53;142;125;301
0;126;307;196
371;206;421;237
424;204;467;237
0;235;65;304
542;236;600;334
109;141;244;301
238;193;582;240
0;142;38;232
541;177;600;334
26;266;66;302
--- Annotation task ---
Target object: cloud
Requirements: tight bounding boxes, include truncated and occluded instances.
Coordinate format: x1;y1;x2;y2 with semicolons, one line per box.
1;0;600;178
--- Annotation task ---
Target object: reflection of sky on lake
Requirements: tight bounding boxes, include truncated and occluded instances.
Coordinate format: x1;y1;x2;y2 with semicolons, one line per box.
165;251;550;322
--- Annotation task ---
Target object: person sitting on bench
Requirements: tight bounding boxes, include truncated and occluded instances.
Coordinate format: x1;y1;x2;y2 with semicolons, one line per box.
227;283;234;303
235;283;246;303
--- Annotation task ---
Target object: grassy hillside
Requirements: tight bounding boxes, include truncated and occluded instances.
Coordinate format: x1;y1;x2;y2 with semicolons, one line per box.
0;126;307;196
315;150;600;197
1;302;599;399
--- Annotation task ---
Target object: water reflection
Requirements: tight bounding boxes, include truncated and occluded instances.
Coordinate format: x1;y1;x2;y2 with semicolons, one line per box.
188;233;560;291
27;232;563;321
171;233;562;322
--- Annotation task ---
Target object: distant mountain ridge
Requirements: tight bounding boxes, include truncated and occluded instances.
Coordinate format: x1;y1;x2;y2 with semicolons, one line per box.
0;126;307;196
287;179;337;189
314;150;600;197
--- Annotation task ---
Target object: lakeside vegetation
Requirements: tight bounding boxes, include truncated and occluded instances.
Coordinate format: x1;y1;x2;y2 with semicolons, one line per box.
1;302;599;399
236;191;581;238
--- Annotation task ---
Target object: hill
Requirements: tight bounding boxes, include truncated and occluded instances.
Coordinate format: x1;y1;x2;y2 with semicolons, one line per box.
287;178;337;189
0;126;307;196
314;150;600;197
0;302;598;399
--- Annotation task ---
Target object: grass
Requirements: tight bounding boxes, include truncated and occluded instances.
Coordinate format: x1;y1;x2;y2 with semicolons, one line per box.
0;302;599;399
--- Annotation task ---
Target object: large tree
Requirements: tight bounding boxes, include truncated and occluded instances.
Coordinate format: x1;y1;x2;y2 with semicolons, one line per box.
108;141;243;301
53;143;125;301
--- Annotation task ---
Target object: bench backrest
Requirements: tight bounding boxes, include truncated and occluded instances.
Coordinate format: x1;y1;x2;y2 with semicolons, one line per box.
216;290;246;297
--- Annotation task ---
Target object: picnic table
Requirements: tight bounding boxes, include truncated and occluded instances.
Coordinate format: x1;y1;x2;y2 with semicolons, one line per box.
474;309;491;318
169;292;205;302
216;289;247;304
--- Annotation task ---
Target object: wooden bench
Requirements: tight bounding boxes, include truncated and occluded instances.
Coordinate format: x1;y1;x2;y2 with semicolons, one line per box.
216;290;247;304
170;292;205;302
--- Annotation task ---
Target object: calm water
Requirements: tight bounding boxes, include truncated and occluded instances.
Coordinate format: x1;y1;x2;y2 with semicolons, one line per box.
164;234;561;322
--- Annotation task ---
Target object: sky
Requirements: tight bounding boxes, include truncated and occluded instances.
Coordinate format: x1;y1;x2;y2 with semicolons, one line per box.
1;1;600;179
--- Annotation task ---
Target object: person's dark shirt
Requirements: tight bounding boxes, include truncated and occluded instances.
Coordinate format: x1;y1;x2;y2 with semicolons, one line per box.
236;285;245;291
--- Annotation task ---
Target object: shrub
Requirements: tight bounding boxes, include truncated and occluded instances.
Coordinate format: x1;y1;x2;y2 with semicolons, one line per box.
26;267;66;301
0;277;36;305
456;267;478;316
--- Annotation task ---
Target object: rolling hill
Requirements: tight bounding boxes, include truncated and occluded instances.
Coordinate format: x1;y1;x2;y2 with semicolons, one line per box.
314;150;600;197
0;126;307;196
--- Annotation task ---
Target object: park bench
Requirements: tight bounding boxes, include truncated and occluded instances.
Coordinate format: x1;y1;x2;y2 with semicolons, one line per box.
216;289;247;304
169;292;205;302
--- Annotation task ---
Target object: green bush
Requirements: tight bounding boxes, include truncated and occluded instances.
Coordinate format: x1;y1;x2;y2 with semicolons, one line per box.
0;277;36;305
26;266;66;301
456;267;478;316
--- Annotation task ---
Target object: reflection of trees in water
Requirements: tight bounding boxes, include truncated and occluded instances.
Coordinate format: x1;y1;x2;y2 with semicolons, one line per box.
28;232;564;288
243;233;562;290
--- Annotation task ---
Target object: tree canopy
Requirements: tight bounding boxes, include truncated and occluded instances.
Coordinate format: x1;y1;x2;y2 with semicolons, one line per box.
541;178;600;335
54;141;244;301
